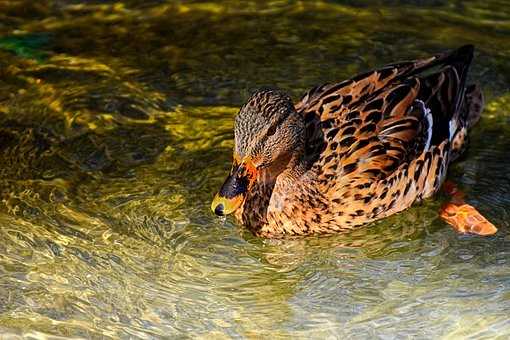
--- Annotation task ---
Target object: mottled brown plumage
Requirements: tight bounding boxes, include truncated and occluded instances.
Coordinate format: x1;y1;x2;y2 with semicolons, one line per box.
212;45;484;238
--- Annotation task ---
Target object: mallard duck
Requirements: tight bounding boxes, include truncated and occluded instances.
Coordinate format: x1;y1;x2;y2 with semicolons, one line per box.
211;45;489;238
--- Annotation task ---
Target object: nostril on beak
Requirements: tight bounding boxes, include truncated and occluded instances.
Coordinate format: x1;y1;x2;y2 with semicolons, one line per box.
214;203;224;216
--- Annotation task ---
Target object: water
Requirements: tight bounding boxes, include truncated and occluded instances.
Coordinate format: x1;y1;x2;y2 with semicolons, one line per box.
0;1;509;338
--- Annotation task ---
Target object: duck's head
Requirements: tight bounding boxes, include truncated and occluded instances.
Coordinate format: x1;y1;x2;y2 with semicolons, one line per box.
211;89;304;216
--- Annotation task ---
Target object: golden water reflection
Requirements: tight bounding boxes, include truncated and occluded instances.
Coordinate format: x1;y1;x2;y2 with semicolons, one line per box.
0;0;509;338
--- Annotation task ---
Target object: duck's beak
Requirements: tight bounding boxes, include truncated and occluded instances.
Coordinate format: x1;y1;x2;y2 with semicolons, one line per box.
211;159;257;216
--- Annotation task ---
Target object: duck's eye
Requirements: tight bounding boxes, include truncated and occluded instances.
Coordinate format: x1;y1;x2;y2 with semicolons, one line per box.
266;123;278;137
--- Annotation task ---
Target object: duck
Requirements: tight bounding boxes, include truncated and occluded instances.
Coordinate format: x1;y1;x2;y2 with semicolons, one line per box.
211;45;491;238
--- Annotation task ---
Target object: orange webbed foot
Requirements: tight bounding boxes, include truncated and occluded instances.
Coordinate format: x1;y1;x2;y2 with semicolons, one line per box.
440;202;498;236
439;181;497;236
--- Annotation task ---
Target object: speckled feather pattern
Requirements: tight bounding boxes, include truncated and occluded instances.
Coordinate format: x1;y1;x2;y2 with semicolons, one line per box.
231;46;483;238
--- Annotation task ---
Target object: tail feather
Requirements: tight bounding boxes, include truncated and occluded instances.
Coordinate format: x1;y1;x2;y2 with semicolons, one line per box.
412;45;481;161
447;44;475;114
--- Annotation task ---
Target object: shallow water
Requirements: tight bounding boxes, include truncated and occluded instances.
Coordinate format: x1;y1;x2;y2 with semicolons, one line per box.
0;0;509;338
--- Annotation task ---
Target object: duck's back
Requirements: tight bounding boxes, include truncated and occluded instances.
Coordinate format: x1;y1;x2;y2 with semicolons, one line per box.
295;45;483;225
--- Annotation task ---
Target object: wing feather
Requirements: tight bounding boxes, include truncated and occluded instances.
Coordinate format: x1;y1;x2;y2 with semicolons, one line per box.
298;46;474;199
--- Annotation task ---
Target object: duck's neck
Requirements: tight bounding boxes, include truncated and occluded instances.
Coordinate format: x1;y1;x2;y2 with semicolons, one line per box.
235;176;276;233
284;146;308;180
236;145;313;234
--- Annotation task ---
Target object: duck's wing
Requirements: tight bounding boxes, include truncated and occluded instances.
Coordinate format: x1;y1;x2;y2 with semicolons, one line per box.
296;56;440;164
299;45;475;197
296;45;472;115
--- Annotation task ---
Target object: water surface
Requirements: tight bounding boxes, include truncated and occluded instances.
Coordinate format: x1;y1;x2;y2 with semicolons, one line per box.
0;1;509;338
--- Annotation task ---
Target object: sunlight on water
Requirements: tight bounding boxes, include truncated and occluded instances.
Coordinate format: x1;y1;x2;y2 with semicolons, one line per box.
0;0;509;338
